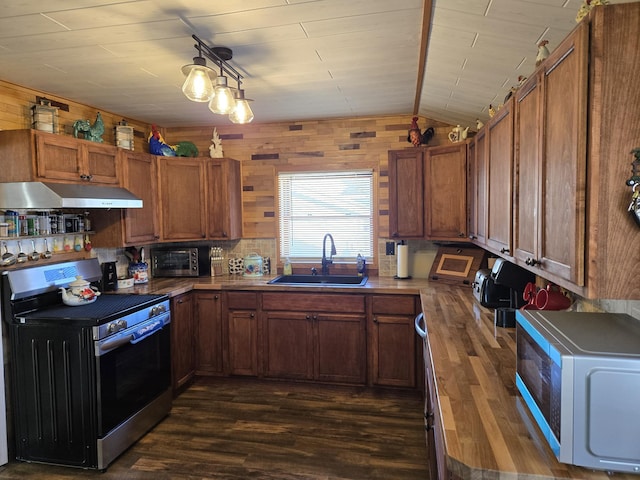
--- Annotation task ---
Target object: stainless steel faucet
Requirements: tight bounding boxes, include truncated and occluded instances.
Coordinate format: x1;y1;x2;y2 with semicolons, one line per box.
321;233;336;275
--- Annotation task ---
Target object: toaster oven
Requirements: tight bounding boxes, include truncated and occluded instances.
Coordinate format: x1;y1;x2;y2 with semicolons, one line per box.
150;246;211;277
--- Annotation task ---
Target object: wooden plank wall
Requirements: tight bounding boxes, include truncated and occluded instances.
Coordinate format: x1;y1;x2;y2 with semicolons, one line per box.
0;78;456;239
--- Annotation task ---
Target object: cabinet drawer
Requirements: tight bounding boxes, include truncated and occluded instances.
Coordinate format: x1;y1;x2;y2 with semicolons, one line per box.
371;295;416;315
262;293;365;313
225;291;258;310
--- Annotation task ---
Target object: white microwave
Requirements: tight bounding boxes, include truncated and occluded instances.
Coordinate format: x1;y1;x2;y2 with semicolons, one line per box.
516;310;640;474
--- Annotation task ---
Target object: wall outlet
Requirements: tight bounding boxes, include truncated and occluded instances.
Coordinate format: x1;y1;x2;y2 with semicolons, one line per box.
385;241;395;255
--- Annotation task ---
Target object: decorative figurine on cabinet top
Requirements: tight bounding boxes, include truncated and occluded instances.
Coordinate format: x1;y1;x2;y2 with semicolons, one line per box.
147;124;198;157
407;116;434;147
536;40;550;67
209;127;224;158
73;112;104;143
576;0;609;23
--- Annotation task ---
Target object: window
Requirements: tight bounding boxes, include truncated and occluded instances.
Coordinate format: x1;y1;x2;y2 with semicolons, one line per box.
278;170;374;263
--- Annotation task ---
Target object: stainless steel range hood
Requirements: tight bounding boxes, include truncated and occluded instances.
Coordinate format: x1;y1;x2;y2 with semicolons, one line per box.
0;182;143;209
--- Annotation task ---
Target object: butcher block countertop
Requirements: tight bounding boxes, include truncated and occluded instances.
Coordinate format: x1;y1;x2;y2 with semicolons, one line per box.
122;275;635;479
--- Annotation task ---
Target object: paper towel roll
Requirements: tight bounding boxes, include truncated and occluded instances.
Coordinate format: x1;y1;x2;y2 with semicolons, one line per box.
396;244;409;278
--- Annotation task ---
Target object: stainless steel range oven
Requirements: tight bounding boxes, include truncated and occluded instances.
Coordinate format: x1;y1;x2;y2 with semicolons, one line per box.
1;259;171;471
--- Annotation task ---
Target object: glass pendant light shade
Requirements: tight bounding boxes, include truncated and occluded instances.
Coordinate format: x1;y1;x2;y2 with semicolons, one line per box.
181;56;216;102
229;89;254;124
208;76;236;114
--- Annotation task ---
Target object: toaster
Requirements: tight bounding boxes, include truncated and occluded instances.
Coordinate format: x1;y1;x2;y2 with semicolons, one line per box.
472;269;511;308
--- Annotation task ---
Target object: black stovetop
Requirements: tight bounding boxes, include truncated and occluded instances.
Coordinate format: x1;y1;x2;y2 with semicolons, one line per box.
16;294;167;324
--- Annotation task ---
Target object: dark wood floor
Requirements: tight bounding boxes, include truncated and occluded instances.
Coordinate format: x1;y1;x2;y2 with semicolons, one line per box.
0;377;429;479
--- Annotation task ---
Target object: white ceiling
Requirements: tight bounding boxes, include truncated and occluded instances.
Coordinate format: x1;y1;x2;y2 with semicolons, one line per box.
0;0;626;128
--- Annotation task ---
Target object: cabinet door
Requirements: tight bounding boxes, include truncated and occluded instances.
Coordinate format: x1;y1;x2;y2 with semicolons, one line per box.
123;151;159;244
34;132;84;182
195;292;223;375
206;158;242;239
84;142;120;184
227;310;258;376
424;144;467;240
263;311;314;380
370;295;417;388
486;98;514;256
468;129;487;246
171;292;195;393
158;157;207;240
388;149;424;238
315;313;366;384
539;23;588;285
513;75;541;265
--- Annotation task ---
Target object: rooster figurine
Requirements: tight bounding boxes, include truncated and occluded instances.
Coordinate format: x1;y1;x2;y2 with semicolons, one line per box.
536;40;550;67
148;125;176;156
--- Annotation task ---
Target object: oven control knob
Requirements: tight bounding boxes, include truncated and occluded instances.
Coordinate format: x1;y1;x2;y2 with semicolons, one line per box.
107;322;118;333
117;320;127;330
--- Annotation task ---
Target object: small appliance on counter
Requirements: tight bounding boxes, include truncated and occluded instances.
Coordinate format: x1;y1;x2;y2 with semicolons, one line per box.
150;246;211;277
490;258;535;327
101;261;118;291
516;310;640;473
472;268;511;308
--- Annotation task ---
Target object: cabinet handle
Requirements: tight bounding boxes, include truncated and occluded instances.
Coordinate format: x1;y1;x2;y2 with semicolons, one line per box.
214;295;219;300
391;232;399;237
458;232;465;237
525;258;539;266
469;235;477;240
250;313;255;318
500;248;510;254
79;174;93;181
306;315;311;320
373;316;378;323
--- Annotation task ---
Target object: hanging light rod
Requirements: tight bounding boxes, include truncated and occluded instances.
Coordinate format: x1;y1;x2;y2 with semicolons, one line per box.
191;34;244;87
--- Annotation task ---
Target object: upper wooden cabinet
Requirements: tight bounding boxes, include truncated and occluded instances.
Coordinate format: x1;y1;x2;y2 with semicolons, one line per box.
157;156;242;242
471;3;640;299
424;144;467;240
0;129;121;185
388;149;424;238
388;144;467;241
92;150;160;246
206;158;242;240
467;129;487;245
513;24;588;287
485;98;514;257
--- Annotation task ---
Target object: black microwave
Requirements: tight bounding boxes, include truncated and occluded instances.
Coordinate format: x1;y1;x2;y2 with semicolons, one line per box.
150;246;211;277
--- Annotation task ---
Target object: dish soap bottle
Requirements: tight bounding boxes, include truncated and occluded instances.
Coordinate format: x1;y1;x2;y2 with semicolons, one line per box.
283;257;292;275
356;253;366;277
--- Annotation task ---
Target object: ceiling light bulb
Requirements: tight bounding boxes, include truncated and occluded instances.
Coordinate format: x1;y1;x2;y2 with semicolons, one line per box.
229;89;254;124
181;56;216;102
208;76;236;115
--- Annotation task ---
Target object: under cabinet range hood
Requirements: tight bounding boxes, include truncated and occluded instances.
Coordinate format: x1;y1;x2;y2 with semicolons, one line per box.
0;182;143;209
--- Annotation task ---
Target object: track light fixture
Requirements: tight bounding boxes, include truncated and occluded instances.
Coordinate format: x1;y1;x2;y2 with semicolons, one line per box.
181;34;254;123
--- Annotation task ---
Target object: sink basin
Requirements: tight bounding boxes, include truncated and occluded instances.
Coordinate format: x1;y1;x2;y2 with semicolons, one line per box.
267;274;368;286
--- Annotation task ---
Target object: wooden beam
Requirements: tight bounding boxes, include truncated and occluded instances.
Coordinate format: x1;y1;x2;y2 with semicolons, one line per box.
413;0;434;114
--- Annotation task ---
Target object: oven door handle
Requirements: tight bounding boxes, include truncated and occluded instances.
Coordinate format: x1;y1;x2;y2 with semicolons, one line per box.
97;315;169;356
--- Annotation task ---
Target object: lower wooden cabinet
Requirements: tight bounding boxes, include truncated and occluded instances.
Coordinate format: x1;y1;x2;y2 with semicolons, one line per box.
369;295;418;388
191;290;420;389
261;292;367;384
195;291;223;375
225;291;259;376
170;292;196;393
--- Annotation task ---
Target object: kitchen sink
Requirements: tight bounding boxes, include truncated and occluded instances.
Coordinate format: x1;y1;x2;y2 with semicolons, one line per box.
267;274;368;286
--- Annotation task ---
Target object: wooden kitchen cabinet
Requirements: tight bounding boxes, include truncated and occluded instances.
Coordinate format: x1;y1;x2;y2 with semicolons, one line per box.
225;291;259;376
261;292;366;384
388;145;467;241
157;156;242;242
91;150;160;246
369;295;418;388
0;129;120;185
467;128;487;246
206;158;242;240
424;144;467;240
508;3;640;299
157;156;207;241
513;24;588;286
388;148;424;238
195;291;224;376
171;292;196;394
485;97;514;256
